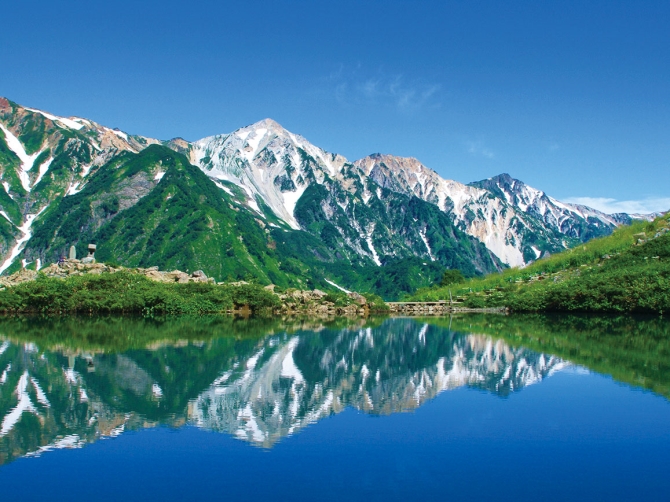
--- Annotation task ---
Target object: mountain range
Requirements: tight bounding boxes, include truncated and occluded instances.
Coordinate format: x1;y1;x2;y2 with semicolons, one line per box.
0;97;646;297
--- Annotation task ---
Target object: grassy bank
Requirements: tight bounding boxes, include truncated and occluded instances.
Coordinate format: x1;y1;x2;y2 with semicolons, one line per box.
0;271;280;315
410;213;670;313
0;270;389;316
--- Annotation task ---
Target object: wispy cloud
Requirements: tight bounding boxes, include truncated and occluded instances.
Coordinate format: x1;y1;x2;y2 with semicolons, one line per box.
563;196;670;215
328;66;441;111
465;140;494;159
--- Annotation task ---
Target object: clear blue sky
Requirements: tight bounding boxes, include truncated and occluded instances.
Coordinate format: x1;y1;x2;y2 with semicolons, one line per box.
2;0;669;213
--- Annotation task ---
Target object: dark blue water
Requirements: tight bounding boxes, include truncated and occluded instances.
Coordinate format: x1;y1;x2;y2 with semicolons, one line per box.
0;316;669;501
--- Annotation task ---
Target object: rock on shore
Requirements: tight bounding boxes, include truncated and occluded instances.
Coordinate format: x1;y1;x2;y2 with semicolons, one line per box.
0;260;215;287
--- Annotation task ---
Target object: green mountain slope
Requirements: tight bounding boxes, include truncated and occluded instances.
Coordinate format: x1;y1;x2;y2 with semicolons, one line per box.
18;145;304;287
411;213;670;313
7;142;501;298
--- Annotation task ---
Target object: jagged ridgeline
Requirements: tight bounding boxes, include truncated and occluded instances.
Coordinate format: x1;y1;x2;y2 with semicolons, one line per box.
0;98;652;298
14;145;499;295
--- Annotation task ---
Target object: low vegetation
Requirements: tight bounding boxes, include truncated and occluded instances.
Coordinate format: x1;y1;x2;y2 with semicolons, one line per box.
0;267;390;316
410;213;670;313
0;272;280;315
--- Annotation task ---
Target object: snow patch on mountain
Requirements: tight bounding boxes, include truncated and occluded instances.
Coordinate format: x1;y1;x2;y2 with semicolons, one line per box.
33;156;54;188
0;205;49;274
25;107;85;131
324;279;351;293
0;123;47;192
419;229;435;261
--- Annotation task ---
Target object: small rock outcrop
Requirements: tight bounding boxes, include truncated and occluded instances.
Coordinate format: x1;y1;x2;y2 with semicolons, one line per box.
0;260;216;287
276;288;368;316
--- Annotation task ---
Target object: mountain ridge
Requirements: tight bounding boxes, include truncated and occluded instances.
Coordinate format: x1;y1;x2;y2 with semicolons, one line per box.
0;97;659;297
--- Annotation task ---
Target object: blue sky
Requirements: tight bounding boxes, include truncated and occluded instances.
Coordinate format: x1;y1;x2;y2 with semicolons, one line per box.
2;0;669;213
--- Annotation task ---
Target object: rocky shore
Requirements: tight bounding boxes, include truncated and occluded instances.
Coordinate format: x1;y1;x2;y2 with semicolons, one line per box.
275;288;372;316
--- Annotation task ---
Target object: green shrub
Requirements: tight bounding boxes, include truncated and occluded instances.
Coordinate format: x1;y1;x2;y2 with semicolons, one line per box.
440;269;465;286
0;272;280;315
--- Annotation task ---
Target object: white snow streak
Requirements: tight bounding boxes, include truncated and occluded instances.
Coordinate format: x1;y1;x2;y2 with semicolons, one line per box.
80;164;93;177
32;156;54;188
419;230;435;261
214;180;234;196
0;205;49;274
25;108;84;130
324;279;351;293
109;129;129;140
0;123;46;192
281;185;307;229
66;182;82;196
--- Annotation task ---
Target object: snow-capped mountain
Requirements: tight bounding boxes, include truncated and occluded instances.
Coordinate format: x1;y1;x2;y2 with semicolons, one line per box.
191;122;629;268
191;118;348;230
0;97;657;289
0;98;166;273
354;155;626;265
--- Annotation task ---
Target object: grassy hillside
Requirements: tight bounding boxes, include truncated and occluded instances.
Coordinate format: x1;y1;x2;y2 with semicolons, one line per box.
410;213;670;313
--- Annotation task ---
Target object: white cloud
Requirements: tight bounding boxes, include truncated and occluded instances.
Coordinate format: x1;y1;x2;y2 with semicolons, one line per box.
329;67;441;110
563;196;670;215
466;140;494;159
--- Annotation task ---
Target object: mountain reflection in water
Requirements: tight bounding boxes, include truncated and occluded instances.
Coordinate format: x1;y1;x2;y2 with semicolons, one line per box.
0;317;569;462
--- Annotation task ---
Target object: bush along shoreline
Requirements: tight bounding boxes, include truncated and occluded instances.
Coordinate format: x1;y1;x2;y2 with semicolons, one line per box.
0;263;388;316
410;213;670;314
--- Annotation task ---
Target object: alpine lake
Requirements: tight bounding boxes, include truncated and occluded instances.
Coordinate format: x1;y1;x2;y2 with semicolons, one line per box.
0;314;669;501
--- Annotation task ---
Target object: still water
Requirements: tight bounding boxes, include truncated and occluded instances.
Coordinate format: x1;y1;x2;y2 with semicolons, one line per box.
0;315;669;501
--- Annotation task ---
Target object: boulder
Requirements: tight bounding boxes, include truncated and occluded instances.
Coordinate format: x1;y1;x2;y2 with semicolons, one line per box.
167;270;191;283
347;292;367;306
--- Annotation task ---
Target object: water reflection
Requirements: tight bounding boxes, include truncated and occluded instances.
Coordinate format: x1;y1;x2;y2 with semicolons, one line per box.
0;317;571;462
